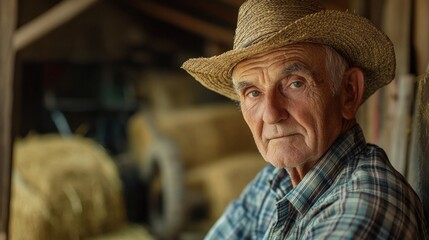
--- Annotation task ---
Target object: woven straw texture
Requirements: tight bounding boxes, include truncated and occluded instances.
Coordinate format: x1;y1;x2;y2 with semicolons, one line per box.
181;0;395;101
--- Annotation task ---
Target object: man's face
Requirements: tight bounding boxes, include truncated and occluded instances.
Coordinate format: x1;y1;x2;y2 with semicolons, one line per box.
233;44;345;169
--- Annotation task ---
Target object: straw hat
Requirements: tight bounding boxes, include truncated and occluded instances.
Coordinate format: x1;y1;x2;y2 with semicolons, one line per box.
181;0;395;101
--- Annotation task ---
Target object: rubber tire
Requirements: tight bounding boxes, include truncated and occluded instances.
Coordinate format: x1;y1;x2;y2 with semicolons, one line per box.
142;139;185;240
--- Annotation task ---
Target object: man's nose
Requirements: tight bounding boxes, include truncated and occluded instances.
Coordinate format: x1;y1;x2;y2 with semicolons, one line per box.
262;92;288;124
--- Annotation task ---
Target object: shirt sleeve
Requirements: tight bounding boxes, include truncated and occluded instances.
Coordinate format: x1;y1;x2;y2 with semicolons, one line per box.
204;165;274;240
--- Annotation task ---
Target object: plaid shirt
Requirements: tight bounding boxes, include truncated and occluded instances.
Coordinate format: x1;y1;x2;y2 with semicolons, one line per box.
205;125;429;239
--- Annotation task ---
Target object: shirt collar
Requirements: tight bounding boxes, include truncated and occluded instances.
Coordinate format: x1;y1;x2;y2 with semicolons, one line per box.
269;124;367;216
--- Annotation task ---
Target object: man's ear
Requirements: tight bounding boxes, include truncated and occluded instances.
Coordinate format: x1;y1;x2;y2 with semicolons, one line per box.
340;67;364;120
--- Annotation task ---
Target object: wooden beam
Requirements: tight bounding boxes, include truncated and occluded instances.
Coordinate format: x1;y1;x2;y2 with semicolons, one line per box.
13;0;100;51
129;0;234;46
0;0;17;238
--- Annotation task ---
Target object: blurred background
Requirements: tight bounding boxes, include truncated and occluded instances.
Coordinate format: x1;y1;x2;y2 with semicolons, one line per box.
1;0;428;239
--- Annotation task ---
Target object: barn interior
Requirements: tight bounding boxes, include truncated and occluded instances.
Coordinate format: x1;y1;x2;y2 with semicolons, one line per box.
1;0;428;239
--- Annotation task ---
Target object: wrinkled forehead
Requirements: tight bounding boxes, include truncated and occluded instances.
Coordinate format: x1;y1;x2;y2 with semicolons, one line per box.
232;43;327;80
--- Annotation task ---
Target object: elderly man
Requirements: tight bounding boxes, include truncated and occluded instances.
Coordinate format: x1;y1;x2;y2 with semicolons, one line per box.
182;0;428;239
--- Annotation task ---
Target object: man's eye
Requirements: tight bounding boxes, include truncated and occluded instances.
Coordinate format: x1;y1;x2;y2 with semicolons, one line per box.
247;90;260;97
290;81;304;89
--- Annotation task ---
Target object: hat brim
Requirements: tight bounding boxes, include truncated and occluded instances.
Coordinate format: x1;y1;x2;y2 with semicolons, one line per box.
181;10;395;101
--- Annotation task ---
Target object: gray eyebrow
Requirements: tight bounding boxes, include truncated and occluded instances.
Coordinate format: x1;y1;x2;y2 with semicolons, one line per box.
283;62;313;76
233;80;251;93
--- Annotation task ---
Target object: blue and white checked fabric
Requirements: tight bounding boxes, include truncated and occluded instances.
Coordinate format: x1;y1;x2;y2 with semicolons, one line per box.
205;125;429;239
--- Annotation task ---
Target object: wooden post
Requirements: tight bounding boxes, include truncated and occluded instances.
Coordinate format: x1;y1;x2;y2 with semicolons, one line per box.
0;0;17;239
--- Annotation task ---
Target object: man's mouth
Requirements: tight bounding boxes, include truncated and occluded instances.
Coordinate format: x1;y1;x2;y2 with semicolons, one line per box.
267;133;298;141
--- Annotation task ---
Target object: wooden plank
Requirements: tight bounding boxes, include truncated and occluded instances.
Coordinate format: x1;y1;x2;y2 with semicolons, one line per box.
0;0;17;239
13;0;100;51
414;0;429;75
381;0;412;175
128;0;234;46
389;74;415;174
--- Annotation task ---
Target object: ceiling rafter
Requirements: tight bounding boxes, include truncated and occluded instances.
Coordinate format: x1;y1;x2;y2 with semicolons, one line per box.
126;0;234;46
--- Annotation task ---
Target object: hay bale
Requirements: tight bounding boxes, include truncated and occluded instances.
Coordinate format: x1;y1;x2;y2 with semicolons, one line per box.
10;135;127;240
186;152;267;223
9;172;55;240
155;104;256;168
128;103;257;168
88;224;154;240
136;70;203;110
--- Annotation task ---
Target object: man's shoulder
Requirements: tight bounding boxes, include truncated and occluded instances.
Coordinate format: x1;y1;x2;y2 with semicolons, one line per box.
328;142;423;212
335;143;411;194
348;143;406;192
313;143;428;234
